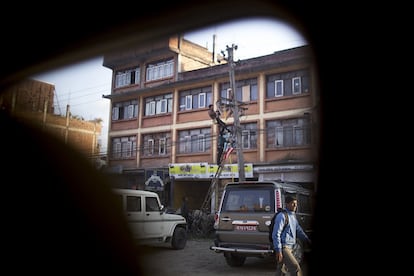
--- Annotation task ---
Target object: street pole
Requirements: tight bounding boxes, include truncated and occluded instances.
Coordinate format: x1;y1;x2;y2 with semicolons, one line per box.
226;44;245;181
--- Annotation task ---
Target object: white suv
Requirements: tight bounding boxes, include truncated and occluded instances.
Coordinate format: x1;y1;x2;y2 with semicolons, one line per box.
113;189;188;249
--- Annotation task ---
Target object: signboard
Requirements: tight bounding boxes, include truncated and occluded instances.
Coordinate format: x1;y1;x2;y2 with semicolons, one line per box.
168;163;209;179
208;163;253;178
145;170;165;191
254;164;313;172
168;163;253;179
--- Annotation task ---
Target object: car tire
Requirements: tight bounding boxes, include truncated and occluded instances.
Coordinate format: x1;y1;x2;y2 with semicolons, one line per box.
171;227;187;250
224;252;246;267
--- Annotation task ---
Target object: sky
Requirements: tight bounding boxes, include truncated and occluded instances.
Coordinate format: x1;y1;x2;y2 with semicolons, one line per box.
32;18;307;154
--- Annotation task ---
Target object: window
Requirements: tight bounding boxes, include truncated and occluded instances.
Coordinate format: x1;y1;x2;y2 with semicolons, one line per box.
146;59;174;82
240;123;257;149
144;93;172;116
294;125;304;145
112;107;119;121
113;142;122;159
142;133;170;156
242;130;251;149
266;69;310;99
183;135;191;153
159;138;166;155
223;188;271;213
126;196;141;212
197;134;205;152
112;100;138;121
292;77;301;94
198;93;206;108
145;197;160;212
148;101;156;115
123;141;132;158
148;139;154;155
178;128;211;154
185;95;192;110
158;99;167;113
111;136;137;159
276;126;283;146
242;85;250;102
179;86;212;111
115;67;140;88
266;116;311;148
219;78;258;105
226;88;233;103
275;80;283;97
127;105;134;118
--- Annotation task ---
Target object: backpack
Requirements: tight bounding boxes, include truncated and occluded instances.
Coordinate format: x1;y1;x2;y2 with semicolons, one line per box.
268;208;289;244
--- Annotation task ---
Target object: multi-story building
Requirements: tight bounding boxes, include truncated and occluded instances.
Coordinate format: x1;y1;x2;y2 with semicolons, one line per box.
102;35;319;213
1;78;103;160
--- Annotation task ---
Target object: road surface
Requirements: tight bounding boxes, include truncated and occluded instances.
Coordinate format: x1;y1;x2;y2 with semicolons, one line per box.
138;238;308;276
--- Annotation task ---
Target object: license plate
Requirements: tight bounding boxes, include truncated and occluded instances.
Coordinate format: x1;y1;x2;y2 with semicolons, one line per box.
235;225;257;231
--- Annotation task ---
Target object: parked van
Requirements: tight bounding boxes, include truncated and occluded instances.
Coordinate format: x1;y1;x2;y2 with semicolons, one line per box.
113;189;188;249
210;181;313;267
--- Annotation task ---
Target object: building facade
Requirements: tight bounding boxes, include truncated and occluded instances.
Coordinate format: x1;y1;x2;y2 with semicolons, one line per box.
1;78;103;160
102;35;319;213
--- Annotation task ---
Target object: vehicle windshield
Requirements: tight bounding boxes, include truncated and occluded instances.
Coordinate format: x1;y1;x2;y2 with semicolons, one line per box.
222;187;273;213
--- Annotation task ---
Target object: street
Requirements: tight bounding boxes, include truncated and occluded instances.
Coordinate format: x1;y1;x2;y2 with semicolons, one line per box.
137;238;309;276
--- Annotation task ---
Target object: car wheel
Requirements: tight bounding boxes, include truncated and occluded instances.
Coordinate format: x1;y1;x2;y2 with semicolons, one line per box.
171;227;187;250
224;252;246;267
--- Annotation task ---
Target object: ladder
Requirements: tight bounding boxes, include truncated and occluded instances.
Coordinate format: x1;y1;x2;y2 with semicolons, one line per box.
200;162;225;212
201;100;240;212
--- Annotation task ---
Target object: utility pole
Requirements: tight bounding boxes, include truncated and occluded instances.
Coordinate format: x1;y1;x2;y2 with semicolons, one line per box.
202;44;246;212
225;44;245;181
